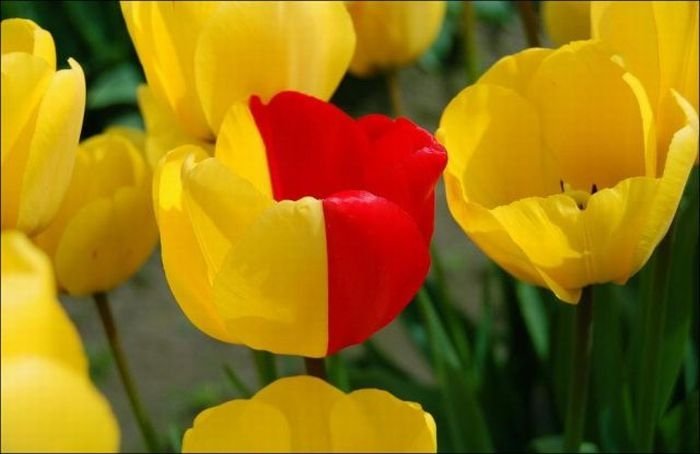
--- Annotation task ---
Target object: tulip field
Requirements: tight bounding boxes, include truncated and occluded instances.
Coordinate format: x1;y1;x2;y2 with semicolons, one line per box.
1;1;698;453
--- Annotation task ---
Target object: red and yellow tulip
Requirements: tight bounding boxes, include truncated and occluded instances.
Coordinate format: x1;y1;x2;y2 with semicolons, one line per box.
155;91;446;356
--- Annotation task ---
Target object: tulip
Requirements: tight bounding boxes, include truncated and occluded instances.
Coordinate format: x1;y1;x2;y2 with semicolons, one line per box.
346;1;447;77
121;1;355;152
33;127;158;296
1;231;119;452
155;91;446;356
1;18;85;235
182;375;436;452
542;1;590;47
438;41;698;303
592;1;699;166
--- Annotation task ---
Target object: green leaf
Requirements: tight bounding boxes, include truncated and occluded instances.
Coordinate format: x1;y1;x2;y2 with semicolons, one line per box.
516;282;550;363
222;364;252;398
529;434;598;453
87;63;143;109
658;390;699;453
325;353;351;392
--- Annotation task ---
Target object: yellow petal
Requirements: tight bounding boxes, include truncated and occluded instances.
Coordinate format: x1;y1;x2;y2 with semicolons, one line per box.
438;83;559;209
1;358;119;453
542;1;591;47
0;231;86;371
330;389;436;452
194;1;355;134
215;102;273;198
347;1;447;77
1;18;55;68
154;146;233;342
137;85;213;169
182;400;291;453
478;47;553;98
255;376;343;451
120;1;216;140
526;41;654;190
213;198;328;357
182;156;273;282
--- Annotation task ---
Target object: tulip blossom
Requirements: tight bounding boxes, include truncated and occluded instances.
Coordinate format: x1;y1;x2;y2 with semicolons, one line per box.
592;1;699;166
346;1;447;77
1;18;85;235
1;231;119;452
542;1;590;47
155;91;446;356
121;0;355;162
182;375;436;452
32;128;158;296
439;41;698;303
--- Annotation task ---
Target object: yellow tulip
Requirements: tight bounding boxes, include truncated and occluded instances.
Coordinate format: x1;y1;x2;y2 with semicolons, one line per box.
121;1;355;150
592;1;699;167
438;41;698;303
1;18;86;235
1;231;119;452
33;128;158;296
542;1;590;47
346;1;447;77
182;375;436;452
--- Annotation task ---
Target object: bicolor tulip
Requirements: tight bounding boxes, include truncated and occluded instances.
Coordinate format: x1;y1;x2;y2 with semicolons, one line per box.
182;375;436;452
592;1;699;166
1;231;119;452
121;0;355;160
155;91;446;356
542;1;590;47
1;18;85;235
346;1;447;77
439;41;698;303
33;128;157;296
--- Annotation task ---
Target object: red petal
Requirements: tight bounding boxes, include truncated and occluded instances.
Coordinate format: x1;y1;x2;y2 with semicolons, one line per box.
323;190;430;354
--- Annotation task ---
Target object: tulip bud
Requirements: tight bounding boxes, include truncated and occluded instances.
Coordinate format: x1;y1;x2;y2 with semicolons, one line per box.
346;1;447;77
1;18;86;235
542;1;590;47
33;128;158;296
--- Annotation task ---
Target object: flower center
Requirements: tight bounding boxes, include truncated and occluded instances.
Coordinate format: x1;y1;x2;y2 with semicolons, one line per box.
560;180;598;210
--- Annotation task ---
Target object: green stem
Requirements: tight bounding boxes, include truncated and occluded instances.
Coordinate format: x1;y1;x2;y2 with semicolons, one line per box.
385;70;403;117
636;225;675;451
94;292;159;453
516;1;541;48
251;350;277;387
563;286;594;452
462;0;479;83
304;357;327;380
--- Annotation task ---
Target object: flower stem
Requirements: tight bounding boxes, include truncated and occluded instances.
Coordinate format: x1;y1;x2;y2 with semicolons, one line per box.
251;350;278;387
563;286;594;452
93;292;159;453
462;0;479;83
305;357;327;380
385;70;403;117
516;1;541;48
636;225;675;451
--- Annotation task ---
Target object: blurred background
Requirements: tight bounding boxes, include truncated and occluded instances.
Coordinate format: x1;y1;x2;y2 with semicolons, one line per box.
2;1;697;452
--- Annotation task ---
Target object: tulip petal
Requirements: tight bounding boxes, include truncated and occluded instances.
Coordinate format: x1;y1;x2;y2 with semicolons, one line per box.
213;197;328;357
1;231;86;372
120;1;215;140
527;41;654;190
478;47;553;97
12;59;85;234
438;83;560;208
1;358;119;453
1;18;55;68
330;389;437;452
154;146;233;342
323;190;429;354
182;400;291;453
255;376;344;451
542;1;591;47
194;1;355;134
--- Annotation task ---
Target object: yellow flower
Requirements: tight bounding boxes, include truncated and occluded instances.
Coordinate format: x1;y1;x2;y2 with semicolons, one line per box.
1;231;119;452
542;1;590;47
346;1;447;77
592;1;699;166
1;18;86;235
182;375;436;452
121;0;355;152
33;128;158;296
438;41;698;303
